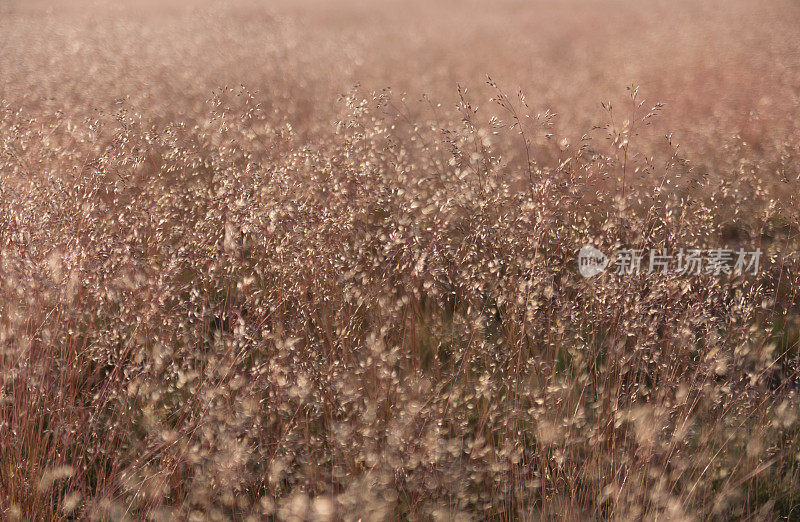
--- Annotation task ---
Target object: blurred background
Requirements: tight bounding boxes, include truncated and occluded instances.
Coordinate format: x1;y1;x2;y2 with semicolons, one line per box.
3;0;799;163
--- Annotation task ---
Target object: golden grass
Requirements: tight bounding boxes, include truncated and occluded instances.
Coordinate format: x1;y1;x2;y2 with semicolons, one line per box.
1;0;800;519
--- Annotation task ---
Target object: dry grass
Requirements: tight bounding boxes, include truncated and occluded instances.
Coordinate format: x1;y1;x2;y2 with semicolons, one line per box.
2;0;800;519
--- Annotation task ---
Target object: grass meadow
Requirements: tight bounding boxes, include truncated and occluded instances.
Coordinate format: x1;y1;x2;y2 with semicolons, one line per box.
2;0;800;519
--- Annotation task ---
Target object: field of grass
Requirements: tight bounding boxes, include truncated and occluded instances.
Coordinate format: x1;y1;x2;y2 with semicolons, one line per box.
2;0;800;519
